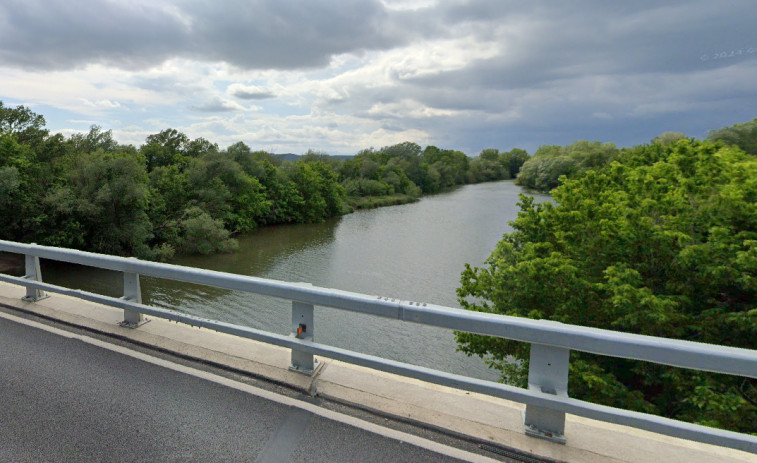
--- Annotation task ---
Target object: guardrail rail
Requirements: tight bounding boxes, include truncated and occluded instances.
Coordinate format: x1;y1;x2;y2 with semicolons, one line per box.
0;240;755;453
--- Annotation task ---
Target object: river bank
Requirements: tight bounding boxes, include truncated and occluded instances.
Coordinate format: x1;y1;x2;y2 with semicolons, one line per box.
347;193;419;210
0;181;550;381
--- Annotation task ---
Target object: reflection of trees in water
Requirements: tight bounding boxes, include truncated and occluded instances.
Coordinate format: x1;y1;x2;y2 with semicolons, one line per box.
35;260;124;298
166;217;339;275
140;218;340;327
0;252;24;275
145;281;294;334
15;219;338;331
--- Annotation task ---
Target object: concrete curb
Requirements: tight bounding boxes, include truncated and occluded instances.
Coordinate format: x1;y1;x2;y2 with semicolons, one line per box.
0;281;752;463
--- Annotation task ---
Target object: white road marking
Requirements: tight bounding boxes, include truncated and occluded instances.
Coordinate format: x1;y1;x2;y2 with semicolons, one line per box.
0;309;503;463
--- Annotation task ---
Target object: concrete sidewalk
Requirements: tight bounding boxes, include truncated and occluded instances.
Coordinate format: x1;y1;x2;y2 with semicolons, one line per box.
0;281;752;463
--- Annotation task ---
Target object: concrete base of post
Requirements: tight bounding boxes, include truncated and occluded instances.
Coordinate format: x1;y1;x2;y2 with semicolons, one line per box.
523;410;567;444
118;317;151;329
288;358;323;376
22;293;49;303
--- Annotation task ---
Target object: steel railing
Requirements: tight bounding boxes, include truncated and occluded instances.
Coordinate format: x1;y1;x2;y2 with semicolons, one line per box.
0;240;755;453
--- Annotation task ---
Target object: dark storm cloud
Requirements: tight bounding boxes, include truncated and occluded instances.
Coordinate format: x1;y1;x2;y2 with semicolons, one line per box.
405;0;757;92
0;0;405;71
0;1;187;70
318;0;757;153
184;0;400;69
3;0;756;156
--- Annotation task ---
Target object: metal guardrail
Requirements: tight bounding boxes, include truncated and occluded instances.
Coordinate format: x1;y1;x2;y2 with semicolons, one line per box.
0;240;755;453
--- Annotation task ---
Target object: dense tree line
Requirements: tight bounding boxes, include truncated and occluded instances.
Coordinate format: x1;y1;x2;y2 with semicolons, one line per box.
516;117;757;192
516;140;620;191
339;142;528;202
708;117;757;156
0;102;528;259
458;138;757;432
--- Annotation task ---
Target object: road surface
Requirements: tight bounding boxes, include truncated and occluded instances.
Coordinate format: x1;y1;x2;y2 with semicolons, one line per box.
0;312;505;462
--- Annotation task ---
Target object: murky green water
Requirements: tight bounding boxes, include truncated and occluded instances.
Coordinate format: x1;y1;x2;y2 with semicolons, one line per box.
32;180;550;380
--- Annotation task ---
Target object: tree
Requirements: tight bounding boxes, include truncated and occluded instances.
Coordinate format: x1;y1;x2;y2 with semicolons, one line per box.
141;129;190;171
502;148;529;178
0;102;48;149
708;118;757;155
186;153;270;233
457;140;757;432
48;150;154;257
0;134;35;239
651;131;686;146
174;206;238;255
287;161;346;222
68;125;119;154
516;141;617;191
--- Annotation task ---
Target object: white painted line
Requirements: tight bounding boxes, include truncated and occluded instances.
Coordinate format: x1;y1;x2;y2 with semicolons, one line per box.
0;310;503;463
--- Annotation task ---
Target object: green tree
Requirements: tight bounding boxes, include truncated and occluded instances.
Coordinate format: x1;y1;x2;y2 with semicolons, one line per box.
0;134;36;239
256;160;305;224
503;148;530;178
187;154;270;233
141;129;190;171
174;206;238;255
517;141;617;191
0;102;48;149
68;125;119;154
287;161;346;222
708;118;757;155
457;140;757;432
48;151;154;257
651;131;686;146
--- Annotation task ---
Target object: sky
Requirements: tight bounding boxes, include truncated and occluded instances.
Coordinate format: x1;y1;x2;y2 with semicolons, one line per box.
1;0;756;156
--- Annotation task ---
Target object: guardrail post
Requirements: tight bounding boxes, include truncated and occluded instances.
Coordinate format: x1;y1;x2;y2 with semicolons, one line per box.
21;253;48;302
524;343;570;444
289;301;319;375
120;270;148;328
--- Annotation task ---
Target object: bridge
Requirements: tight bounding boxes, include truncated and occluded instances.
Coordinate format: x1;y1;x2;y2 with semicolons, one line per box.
0;240;755;462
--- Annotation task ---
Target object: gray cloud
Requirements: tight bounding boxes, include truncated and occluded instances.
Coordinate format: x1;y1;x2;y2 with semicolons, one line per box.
229;84;275;100
190;97;244;112
0;1;187;70
0;0;406;71
3;0;756;156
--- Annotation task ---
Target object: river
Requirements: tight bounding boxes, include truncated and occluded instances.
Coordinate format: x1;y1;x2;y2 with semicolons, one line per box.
26;180;550;381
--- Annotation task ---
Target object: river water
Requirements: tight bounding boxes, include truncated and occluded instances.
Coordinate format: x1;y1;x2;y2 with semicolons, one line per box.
33;180;549;381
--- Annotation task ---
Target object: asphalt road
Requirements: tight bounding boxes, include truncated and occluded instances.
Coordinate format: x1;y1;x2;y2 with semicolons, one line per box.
0;314;483;463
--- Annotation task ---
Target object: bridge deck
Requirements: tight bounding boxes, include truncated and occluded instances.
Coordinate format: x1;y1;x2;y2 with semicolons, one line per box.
0;281;752;463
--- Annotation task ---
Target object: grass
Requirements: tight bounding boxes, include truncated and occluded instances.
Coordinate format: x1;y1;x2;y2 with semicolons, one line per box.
347;194;419;211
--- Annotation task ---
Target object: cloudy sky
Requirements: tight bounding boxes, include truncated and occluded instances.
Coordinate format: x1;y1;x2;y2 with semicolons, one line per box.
1;0;756;155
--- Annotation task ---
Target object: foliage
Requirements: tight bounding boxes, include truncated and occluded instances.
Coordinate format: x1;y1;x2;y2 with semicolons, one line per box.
175;206;238;255
708;117;757;155
0;100;526;258
47;150;154;257
651;131;686;146
0;101;48;149
516;140;618;191
457;139;757;432
339;143;527;204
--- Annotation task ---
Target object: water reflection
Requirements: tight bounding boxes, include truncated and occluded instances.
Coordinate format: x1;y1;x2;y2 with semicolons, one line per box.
6;181;550;382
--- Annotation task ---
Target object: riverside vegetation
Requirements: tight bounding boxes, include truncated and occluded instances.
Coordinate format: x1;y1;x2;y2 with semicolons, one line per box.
459;122;757;433
0;101;527;259
2;100;755;433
